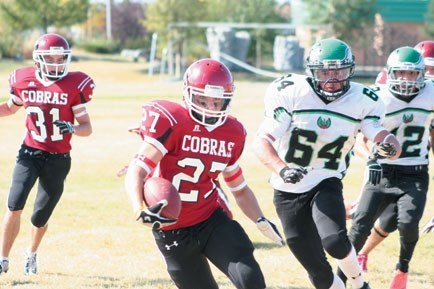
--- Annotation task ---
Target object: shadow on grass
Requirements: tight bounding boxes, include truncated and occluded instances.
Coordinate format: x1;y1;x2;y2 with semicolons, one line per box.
42;270;312;289
271;286;311;289
43;272;175;288
8;280;37;287
253;241;286;250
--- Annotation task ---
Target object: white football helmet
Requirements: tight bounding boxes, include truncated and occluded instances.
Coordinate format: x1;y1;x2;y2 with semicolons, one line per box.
386;46;425;97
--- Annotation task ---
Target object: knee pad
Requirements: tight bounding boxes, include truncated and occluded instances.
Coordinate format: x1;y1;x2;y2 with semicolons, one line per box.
322;233;351;259
351;211;377;236
228;256;266;289
379;214;398;233
398;222;419;243
309;269;334;289
31;212;49;228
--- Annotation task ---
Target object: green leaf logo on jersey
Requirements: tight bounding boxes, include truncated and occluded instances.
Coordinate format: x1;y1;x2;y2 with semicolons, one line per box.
273;107;290;122
402;114;413;123
317;117;331;129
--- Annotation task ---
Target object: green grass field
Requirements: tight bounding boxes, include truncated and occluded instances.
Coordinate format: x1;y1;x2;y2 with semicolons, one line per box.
0;56;433;289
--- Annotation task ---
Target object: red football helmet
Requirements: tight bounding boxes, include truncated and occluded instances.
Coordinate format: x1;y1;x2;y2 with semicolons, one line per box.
33;33;72;80
414;40;434;79
183;58;234;127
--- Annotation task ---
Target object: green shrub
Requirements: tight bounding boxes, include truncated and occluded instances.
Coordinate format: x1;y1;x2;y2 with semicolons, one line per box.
0;33;24;59
77;38;121;54
122;37;149;50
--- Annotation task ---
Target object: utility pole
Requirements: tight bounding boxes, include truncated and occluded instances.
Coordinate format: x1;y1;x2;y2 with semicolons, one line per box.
106;0;112;40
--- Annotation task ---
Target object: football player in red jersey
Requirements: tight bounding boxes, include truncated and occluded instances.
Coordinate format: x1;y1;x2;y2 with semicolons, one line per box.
124;58;283;289
120;126;235;219
0;33;95;275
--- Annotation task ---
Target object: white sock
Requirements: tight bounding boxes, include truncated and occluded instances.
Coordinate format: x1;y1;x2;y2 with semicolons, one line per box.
25;250;36;257
336;245;364;289
329;273;346;289
1;257;8;262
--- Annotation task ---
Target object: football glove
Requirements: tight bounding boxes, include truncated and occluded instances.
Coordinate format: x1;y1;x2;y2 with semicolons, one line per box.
279;166;307;184
136;200;177;230
373;142;397;159
53;120;75;134
421;216;434;234
256;216;285;246
366;158;382;186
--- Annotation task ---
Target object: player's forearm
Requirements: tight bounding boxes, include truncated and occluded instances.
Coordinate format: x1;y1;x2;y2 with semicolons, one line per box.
232;186;263;223
125;161;147;214
73;122;92;136
253;138;287;175
0;100;19;117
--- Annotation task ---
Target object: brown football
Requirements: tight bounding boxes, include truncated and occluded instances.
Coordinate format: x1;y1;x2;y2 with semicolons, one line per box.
143;177;181;219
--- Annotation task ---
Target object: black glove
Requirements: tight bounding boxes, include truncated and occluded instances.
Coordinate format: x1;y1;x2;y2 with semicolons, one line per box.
256;217;285;246
53;120;75;134
279;166;307;184
373;142;397;159
366;158;382;185
136;200;177;230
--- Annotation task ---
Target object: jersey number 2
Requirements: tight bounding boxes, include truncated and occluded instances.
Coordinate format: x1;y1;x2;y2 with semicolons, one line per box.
172;157;226;203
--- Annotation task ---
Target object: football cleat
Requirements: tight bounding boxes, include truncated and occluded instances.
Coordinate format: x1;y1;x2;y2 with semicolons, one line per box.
0;259;9;274
358;253;368;273
390;269;408;289
24;252;37;275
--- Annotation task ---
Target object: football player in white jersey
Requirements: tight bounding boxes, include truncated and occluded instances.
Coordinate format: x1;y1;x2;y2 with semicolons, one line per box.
375;40;434;85
347;41;434;277
346;46;434;289
254;38;401;289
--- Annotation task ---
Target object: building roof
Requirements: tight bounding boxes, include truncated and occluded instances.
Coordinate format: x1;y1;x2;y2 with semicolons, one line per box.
376;0;429;22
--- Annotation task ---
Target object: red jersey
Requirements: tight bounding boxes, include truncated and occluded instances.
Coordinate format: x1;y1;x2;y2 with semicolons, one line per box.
139;100;246;230
9;67;95;153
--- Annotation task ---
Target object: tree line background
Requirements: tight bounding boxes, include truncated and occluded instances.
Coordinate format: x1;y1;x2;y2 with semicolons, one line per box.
0;0;434;68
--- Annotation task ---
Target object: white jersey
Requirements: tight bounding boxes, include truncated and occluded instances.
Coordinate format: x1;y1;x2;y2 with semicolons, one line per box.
257;73;386;193
376;80;434;166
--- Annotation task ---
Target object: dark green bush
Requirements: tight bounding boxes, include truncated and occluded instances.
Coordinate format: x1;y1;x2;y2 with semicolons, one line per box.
77;39;121;54
0;33;24;59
